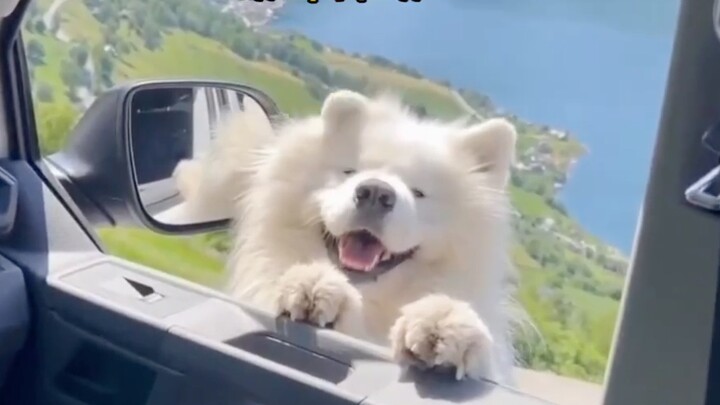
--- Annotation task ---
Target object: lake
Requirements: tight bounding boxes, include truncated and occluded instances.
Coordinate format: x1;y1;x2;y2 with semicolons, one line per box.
273;0;680;253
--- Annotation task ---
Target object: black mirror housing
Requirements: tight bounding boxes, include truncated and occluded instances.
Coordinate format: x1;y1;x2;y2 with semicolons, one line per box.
45;79;282;235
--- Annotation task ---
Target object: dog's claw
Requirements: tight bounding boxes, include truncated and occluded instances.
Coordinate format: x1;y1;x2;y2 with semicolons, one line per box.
276;263;360;330
455;366;465;381
389;294;494;382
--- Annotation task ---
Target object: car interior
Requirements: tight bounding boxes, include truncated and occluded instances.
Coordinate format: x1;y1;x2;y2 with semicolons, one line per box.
1;0;720;404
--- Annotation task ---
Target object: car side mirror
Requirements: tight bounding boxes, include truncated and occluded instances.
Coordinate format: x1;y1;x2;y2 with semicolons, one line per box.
45;79;282;234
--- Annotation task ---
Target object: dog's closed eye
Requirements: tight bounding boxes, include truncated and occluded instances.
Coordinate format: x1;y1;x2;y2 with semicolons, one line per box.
342;169;356;175
412;188;426;198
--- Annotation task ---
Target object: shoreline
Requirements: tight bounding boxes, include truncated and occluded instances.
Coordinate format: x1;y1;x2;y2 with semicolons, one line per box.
241;3;590;160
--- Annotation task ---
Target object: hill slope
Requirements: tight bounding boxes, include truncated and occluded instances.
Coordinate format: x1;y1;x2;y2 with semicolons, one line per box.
23;0;627;382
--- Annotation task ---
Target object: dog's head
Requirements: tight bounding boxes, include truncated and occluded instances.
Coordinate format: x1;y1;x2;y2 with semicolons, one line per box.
257;90;516;282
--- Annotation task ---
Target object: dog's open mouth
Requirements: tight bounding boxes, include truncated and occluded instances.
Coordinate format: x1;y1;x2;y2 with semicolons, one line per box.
323;228;417;280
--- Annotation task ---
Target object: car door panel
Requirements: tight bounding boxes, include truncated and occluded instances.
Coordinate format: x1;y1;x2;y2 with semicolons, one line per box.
0;153;554;405
0;160;57;404
0;255;29;388
0;164;26;389
42;312;178;405
45;253;552;405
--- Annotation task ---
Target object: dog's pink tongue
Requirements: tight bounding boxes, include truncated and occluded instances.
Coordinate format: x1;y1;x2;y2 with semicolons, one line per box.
339;235;384;272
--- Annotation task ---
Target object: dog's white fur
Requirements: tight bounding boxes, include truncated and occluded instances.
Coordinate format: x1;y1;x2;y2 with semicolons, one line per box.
172;107;276;222
174;90;521;384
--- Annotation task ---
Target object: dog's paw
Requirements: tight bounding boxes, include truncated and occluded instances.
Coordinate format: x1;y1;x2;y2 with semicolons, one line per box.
173;159;202;201
389;294;494;381
276;263;362;328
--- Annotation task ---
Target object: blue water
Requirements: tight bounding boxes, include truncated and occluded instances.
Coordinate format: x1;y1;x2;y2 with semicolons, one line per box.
273;0;680;254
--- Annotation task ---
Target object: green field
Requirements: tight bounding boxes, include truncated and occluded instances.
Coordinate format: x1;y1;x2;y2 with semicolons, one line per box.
97;227;226;287
23;0;627;383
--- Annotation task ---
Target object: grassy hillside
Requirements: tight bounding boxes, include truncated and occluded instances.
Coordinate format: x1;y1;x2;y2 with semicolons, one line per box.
116;30;320;115
23;0;627;383
320;52;466;118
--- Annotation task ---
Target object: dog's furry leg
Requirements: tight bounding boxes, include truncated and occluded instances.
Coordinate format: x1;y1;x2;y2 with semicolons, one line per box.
173;108;276;221
276;262;364;333
389;294;496;381
174;159;203;202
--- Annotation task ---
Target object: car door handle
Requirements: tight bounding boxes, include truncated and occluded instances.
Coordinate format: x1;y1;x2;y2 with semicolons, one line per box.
685;164;720;212
685;121;720;212
0;166;18;237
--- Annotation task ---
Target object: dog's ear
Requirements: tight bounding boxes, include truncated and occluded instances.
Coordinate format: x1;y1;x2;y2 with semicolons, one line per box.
321;90;369;136
452;118;517;189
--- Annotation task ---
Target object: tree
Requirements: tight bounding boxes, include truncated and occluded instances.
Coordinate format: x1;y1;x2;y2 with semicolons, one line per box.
35;101;79;156
34;20;47;34
36;83;54;103
60;59;89;89
231;36;255;60
95;1;117;23
309;39;323;52
149;1;177;27
24;19;34;33
141;23;162;50
26;39;45;66
97;51;115;89
70;43;90;67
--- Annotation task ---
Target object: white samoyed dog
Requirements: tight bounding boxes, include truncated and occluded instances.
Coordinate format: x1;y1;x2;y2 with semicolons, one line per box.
174;90;523;384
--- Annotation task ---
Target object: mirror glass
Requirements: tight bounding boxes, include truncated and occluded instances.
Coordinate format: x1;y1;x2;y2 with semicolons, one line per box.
128;85;273;226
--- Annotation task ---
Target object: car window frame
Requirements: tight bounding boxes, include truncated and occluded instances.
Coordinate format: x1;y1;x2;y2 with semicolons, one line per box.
2;20;104;249
4;0;720;404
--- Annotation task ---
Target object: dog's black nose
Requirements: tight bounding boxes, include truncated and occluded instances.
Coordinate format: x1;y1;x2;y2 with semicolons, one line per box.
354;179;396;213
